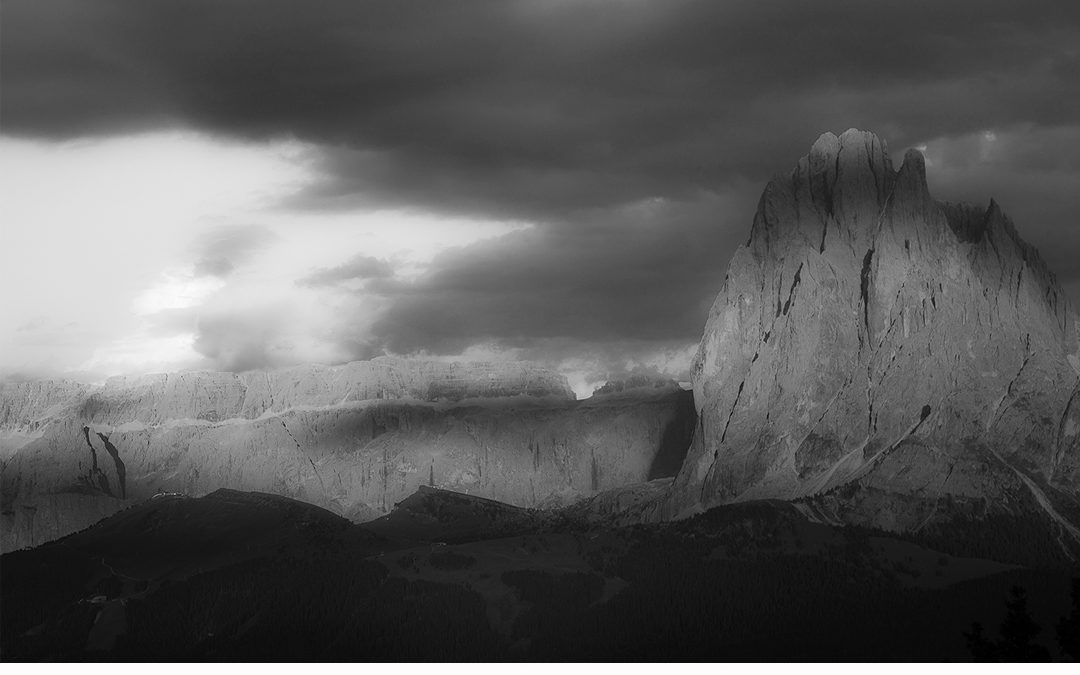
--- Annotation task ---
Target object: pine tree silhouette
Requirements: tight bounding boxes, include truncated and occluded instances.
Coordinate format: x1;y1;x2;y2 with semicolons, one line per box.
1057;578;1080;661
997;585;1050;661
966;585;1051;661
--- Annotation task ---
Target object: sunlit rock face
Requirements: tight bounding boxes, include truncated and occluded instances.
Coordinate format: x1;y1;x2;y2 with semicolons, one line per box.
66;357;577;425
0;359;694;551
669;129;1080;531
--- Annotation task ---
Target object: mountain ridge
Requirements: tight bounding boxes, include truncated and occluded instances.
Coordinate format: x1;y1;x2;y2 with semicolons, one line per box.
668;129;1080;538
0;356;695;551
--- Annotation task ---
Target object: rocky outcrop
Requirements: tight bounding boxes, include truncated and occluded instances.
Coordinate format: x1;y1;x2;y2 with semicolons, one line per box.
59;356;575;426
670;129;1080;534
1;359;694;551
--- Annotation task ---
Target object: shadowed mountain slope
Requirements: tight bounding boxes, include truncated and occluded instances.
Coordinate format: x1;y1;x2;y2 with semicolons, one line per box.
3;487;1076;661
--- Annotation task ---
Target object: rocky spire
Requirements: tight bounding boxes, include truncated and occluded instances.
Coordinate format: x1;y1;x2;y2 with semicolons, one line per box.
671;130;1080;535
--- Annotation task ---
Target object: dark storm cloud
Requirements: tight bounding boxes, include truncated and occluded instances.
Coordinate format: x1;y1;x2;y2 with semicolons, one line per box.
191;224;278;278
6;0;1079;217
363;191;756;355
297;255;394;288
6;0;1080;363
916;125;1080;285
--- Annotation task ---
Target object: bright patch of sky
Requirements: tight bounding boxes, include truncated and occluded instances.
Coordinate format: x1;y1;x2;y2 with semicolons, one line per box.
0;131;528;380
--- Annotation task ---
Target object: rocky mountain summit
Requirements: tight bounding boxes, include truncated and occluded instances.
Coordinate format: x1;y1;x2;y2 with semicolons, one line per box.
669;129;1080;537
1;358;694;551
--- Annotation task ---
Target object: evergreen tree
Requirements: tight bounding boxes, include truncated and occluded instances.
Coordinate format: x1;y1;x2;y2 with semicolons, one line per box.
997;585;1050;662
1057;578;1080;661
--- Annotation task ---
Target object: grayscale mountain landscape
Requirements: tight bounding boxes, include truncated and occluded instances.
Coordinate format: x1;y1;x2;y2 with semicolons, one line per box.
3;0;1080;665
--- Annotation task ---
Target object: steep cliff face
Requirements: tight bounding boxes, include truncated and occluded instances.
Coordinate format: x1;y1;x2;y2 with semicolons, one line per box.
0;359;694;551
671;129;1080;532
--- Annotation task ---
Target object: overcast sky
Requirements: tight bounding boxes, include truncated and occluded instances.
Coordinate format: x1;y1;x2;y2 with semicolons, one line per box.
3;0;1079;397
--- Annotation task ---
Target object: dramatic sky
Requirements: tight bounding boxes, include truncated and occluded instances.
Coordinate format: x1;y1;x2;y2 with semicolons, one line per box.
3;0;1079;397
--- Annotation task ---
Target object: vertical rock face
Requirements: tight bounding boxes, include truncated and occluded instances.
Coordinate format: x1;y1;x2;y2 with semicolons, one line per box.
672;129;1080;531
0;359;694;551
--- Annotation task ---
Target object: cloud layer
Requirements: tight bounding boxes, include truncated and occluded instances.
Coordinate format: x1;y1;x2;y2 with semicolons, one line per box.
4;0;1080;387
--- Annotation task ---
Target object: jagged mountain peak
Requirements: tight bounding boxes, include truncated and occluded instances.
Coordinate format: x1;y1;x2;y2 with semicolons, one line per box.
749;129;926;260
675;130;1080;538
742;130;1074;338
799;129;896;215
803;128;895;186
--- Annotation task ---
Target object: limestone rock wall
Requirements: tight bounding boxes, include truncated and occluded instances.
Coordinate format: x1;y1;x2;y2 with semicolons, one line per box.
50;357;575;427
672;129;1080;530
0;359;693;551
